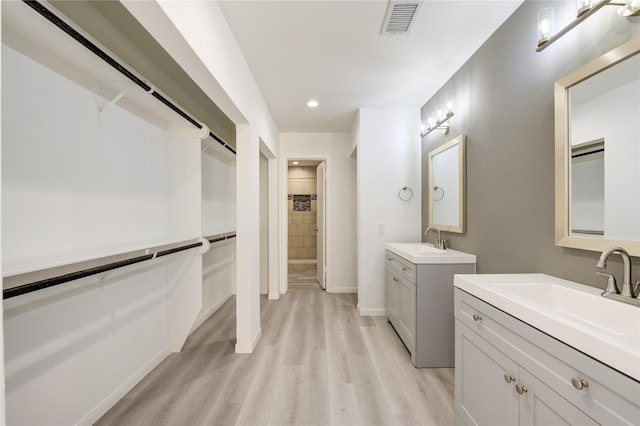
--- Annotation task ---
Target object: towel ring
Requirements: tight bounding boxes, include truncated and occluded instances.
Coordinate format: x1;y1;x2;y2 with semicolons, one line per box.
433;186;445;201
398;186;413;201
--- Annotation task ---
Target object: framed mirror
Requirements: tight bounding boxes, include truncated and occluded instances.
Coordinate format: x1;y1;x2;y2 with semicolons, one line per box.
555;36;640;256
427;134;466;233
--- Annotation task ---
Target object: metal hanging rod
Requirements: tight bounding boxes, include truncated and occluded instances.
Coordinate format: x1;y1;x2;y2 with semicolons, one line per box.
22;0;234;154
206;232;237;244
3;241;204;300
209;132;236;155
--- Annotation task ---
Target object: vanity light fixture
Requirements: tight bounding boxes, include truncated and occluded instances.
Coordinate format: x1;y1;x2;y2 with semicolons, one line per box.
421;101;454;137
577;0;594;17
537;0;640;52
619;0;640;15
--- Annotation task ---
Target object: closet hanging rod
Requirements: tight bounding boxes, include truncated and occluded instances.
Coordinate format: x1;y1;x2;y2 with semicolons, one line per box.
3;241;203;300
209;132;237;155
22;0;234;155
206;232;237;244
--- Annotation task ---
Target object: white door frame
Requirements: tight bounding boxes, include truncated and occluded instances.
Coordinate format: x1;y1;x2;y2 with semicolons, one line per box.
316;162;326;290
260;140;280;300
280;154;331;294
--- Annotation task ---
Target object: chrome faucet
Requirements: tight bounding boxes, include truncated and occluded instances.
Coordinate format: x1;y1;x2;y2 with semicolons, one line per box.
424;226;446;250
596;246;639;306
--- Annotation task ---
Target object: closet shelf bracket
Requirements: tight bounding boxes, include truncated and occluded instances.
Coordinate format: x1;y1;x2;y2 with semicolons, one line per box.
98;81;135;118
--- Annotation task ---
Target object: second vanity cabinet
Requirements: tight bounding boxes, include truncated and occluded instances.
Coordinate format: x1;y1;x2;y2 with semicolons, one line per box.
385;246;476;367
455;287;640;425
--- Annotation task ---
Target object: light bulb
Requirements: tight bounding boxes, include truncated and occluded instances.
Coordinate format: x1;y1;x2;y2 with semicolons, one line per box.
537;8;554;45
540;19;550;38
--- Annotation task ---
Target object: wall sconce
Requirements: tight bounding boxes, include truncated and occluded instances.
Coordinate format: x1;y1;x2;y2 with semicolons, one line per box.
421;102;454;137
536;0;640;52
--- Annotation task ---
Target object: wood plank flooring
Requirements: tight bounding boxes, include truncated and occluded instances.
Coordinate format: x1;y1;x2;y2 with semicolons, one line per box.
96;290;454;426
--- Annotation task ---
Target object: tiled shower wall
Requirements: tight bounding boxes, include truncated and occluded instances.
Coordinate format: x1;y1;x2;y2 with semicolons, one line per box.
288;166;317;272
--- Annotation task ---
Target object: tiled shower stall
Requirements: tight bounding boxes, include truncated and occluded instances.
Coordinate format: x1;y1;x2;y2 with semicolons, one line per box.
288;166;317;274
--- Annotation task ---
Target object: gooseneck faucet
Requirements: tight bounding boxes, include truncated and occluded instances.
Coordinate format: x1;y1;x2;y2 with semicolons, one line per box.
596;246;634;297
424;226;446;250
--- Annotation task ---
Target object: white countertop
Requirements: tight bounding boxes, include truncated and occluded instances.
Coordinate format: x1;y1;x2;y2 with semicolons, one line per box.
385;243;476;264
454;273;640;381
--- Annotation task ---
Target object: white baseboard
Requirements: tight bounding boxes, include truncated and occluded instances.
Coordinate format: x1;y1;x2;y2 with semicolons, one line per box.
80;347;170;425
191;291;234;332
357;303;386;316
268;291;280;300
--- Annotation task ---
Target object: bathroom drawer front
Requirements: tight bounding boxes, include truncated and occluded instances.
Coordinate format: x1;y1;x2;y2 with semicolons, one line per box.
455;289;640;425
385;251;416;283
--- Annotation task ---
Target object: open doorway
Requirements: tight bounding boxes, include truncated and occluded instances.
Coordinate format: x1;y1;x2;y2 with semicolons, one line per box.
287;160;326;291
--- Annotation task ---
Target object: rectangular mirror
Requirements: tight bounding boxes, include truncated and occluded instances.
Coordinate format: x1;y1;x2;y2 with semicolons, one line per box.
427;134;466;233
555;36;640;256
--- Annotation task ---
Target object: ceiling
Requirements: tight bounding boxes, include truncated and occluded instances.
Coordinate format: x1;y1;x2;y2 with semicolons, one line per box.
218;0;525;133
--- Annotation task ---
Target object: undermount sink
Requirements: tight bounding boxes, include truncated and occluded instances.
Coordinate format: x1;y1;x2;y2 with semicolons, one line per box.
385;243;476;264
454;273;640;381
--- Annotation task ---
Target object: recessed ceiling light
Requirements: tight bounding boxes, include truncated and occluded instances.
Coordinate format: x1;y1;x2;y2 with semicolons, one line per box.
306;99;319;108
292;161;299;165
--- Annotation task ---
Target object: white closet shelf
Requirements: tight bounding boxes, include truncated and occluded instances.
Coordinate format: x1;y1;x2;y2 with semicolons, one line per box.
201;138;236;164
203;229;237;241
3;236;201;279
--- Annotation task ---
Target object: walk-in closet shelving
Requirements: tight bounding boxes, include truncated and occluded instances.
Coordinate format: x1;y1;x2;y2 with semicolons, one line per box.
1;1;236;424
198;132;237;330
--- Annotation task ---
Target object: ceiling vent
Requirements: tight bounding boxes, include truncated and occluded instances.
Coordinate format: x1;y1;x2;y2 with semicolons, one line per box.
380;1;422;35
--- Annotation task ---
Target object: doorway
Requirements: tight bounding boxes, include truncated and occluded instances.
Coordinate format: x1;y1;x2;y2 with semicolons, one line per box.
286;160;326;291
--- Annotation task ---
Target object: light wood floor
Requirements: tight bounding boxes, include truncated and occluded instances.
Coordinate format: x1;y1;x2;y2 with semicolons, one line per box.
96;290;454;426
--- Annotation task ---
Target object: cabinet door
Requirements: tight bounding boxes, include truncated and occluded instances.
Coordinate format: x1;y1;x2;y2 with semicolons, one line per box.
386;272;400;322
455;321;519;426
519;368;598;426
399;278;416;347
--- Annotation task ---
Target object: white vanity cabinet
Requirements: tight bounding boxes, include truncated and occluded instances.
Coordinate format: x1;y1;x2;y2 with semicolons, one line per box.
385;246;476;367
455;288;640;426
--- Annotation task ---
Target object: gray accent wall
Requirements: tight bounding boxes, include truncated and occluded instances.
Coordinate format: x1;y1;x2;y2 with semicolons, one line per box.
421;1;640;288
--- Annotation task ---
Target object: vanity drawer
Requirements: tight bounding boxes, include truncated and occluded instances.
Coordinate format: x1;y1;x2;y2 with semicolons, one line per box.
385;250;416;283
455;289;640;425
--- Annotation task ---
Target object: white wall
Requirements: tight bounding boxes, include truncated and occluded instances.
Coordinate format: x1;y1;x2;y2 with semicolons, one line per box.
0;6;6;422
280;133;357;293
201;151;235;236
2;45;170;263
122;0;281;353
355;108;422;315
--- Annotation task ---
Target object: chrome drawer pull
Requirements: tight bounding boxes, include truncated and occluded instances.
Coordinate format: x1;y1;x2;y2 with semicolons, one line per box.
515;384;528;395
503;374;515;383
472;314;482;322
571;377;589;390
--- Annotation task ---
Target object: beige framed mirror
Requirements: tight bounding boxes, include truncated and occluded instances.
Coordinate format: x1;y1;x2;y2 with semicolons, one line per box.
427;134;466;233
555;36;640;256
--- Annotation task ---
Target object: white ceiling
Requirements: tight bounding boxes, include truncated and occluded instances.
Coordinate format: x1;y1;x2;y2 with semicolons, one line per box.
218;0;524;133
